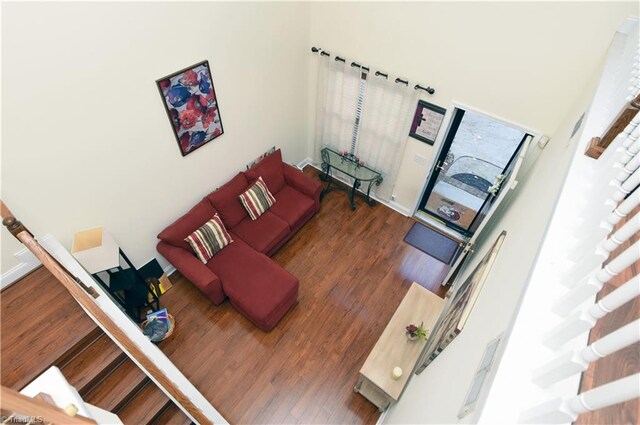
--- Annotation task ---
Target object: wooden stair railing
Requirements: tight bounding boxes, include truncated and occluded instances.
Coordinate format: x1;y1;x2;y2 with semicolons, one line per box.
585;94;640;159
0;207;212;425
0;385;96;425
1;266;191;423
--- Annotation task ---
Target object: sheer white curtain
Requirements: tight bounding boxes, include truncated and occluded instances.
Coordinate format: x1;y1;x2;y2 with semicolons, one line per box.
313;57;362;163
358;76;418;201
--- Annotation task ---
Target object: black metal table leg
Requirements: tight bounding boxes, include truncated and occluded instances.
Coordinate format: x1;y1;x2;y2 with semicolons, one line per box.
350;179;361;211
320;164;333;200
365;180;377;207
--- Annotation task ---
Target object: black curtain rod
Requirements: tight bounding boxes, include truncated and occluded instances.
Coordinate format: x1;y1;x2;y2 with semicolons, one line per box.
311;46;435;94
311;46;330;57
350;62;370;72
415;84;436;95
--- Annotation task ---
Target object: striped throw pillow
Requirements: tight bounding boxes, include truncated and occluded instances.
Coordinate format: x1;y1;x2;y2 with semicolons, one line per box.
239;177;276;220
184;214;233;264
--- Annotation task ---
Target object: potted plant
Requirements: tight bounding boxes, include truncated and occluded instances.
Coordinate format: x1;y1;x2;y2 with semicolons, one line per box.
406;322;428;341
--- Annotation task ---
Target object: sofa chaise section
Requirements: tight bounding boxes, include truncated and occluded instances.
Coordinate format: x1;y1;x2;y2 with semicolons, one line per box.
156;149;322;331
206;237;298;331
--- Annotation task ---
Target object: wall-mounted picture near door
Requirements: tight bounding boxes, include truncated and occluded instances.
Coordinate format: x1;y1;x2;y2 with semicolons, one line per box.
409;100;446;145
157;60;224;156
419;230;506;369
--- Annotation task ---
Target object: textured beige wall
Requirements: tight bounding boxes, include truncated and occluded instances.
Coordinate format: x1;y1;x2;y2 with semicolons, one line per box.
1;2;311;272
309;1;637;211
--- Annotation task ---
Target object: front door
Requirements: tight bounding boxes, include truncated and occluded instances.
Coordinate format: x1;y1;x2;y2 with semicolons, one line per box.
418;108;531;237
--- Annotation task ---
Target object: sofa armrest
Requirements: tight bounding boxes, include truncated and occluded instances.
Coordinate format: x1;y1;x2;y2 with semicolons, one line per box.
283;163;322;204
157;241;226;304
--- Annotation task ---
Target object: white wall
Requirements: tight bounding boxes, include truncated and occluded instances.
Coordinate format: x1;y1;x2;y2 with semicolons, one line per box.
1;2;311;272
308;1;637;211
383;60;605;424
1;4;636;423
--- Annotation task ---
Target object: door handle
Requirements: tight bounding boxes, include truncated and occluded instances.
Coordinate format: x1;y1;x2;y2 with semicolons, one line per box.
435;161;448;171
488;174;506;196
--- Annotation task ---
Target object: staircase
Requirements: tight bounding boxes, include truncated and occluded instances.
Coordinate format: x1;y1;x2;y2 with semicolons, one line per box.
0;266;191;425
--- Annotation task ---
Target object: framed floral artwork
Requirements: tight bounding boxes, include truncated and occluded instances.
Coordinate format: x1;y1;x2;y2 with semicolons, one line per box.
156;60;224;156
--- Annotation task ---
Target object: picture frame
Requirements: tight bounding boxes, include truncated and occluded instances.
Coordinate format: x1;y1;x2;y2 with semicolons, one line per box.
418;231;507;370
409;100;446;145
156;60;224;156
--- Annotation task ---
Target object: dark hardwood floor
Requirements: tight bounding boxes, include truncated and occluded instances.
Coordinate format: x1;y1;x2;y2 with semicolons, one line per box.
574;204;639;425
0;266;98;390
159;166;451;425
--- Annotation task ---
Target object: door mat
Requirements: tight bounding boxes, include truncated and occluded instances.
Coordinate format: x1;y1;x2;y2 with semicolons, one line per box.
403;222;461;265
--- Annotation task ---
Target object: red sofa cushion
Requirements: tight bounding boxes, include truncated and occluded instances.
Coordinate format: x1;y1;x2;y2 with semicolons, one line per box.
231;211;290;254
270;186;316;230
207;237;298;331
245;149;286;193
206;172;250;228
157;199;217;251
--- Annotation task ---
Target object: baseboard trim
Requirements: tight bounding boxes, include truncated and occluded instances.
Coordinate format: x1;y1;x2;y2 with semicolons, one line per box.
307;164;412;217
376;408;389;425
1;249;41;290
0;261;40;290
296;157;313;170
386;200;412;217
163;264;177;277
0;241;47;290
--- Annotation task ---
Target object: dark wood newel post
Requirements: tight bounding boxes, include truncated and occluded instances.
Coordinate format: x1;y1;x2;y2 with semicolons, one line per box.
3;216;31;239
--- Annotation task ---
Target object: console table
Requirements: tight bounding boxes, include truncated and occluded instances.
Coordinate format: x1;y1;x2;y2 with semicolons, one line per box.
355;283;444;411
320;147;383;210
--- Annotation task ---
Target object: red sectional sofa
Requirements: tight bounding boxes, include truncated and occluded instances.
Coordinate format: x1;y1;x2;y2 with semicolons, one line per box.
157;150;322;331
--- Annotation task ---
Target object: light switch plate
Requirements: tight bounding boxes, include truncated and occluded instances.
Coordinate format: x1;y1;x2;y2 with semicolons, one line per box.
414;154;428;165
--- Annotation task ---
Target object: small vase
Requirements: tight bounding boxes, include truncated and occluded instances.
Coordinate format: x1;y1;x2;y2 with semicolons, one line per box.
406;332;418;341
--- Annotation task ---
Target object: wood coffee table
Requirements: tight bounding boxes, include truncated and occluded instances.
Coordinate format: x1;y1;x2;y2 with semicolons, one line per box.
355;282;444;411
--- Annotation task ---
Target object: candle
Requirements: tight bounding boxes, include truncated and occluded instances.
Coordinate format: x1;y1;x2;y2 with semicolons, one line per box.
391;367;403;380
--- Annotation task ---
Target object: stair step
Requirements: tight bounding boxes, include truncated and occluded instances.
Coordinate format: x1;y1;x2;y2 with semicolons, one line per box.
152;404;192;425
117;382;172;425
1;266;99;390
59;333;126;394
84;358;148;412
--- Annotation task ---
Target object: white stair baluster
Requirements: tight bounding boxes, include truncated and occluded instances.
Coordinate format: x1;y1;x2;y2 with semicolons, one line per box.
611;166;640;201
600;212;640;253
614;150;640;182
546;275;640;347
605;188;640;227
532;319;640;387
519;374;640;423
594;240;640;282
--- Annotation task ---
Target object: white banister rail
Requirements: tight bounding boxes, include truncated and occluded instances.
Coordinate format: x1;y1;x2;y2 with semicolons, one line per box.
481;19;639;425
600;212;640;253
532;319;639;387
561;239;639;293
605;189;640;227
612;166;640;201
536;106;640;414
545;275;640;348
519;374;640;423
